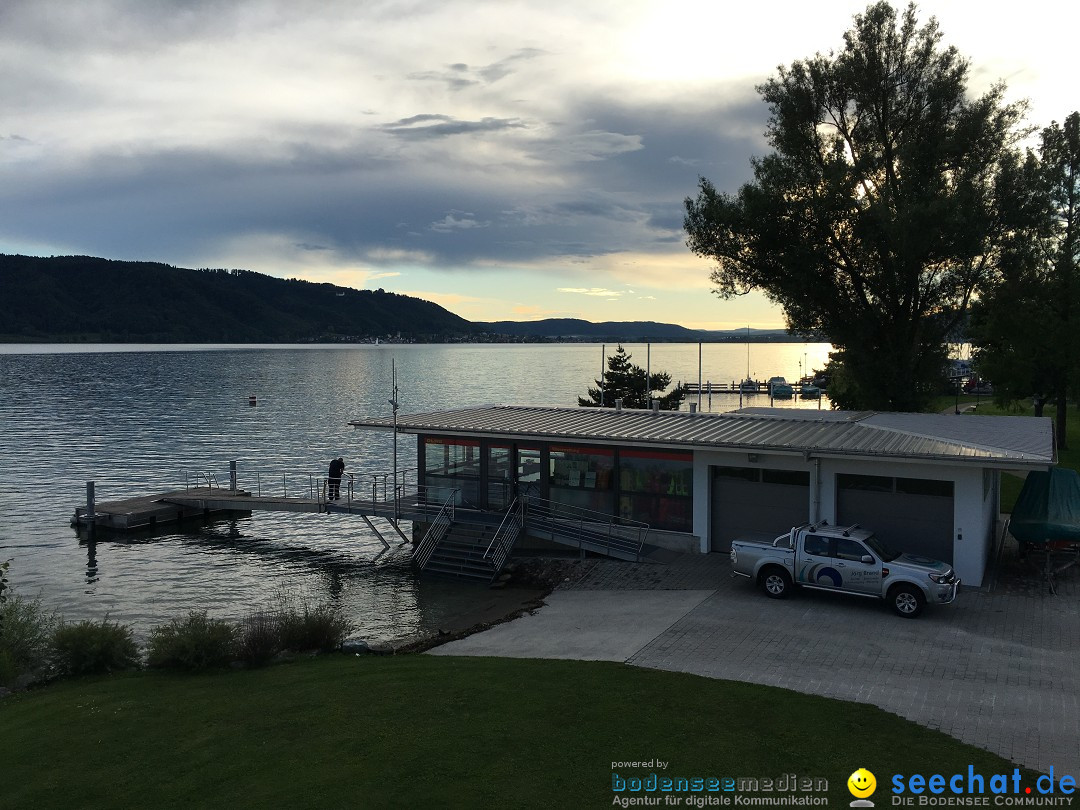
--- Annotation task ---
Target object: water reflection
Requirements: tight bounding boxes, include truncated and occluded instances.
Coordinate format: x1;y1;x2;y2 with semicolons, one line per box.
1;342;833;643
84;539;99;587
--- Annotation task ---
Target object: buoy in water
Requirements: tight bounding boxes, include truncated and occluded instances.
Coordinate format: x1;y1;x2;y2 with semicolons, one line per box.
248;394;257;406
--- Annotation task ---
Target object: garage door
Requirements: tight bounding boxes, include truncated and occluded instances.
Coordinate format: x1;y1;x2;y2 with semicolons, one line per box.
835;474;954;562
710;467;810;552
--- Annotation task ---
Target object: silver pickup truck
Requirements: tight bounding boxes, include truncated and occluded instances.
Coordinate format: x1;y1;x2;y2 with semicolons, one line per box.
729;521;960;617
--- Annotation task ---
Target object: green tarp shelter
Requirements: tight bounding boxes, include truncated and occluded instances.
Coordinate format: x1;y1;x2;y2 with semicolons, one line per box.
1009;468;1080;545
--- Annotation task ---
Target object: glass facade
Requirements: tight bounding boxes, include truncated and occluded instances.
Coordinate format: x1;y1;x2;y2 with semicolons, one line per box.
487;445;513;509
423;437;480;506
549;445;614;514
618;449;694;532
420;436;696;533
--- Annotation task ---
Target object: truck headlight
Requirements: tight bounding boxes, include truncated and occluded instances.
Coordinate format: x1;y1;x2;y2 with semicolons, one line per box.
928;571;954;584
730;549;737;564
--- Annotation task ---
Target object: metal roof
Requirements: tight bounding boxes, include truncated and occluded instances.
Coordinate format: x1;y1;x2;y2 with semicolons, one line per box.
349;405;1055;468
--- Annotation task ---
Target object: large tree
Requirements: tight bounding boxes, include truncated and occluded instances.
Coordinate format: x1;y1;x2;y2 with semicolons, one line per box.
579;345;686;409
971;112;1080;448
684;2;1025;411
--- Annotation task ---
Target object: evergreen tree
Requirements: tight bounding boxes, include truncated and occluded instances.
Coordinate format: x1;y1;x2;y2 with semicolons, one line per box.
578;346;686;409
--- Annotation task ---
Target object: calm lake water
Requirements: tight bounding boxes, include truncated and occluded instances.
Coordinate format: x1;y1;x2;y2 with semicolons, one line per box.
0;342;832;644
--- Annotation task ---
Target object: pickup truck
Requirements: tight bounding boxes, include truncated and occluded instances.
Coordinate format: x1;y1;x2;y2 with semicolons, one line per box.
729;521;960;617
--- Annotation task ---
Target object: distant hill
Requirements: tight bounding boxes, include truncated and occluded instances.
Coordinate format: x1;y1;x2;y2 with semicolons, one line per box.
476;318;802;342
0;255;475;342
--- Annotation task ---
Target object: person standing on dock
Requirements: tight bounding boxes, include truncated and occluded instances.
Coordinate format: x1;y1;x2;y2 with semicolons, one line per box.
328;457;345;501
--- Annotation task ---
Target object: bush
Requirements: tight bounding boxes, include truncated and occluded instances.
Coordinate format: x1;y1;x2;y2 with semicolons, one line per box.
278;601;352;653
0;593;58;689
235;611;281;667
53;618;140;676
146;611;236;670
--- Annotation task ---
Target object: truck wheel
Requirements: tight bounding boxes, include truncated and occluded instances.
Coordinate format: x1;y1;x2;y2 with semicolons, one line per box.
760;567;792;599
889;584;925;618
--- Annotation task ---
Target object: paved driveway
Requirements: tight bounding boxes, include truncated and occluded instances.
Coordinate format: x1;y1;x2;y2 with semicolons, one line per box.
433;551;1080;774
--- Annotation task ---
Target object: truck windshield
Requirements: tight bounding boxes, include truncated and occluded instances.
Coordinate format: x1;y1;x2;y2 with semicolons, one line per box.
864;535;900;562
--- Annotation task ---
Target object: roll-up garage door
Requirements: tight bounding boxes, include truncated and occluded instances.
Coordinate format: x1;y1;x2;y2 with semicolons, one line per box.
709;467;810;552
835;474;954;562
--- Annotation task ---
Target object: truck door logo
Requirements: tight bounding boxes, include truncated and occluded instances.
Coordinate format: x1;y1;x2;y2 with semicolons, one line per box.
800;563;843;587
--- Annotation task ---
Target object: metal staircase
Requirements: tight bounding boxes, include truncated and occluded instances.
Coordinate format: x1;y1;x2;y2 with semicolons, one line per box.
413;498;524;584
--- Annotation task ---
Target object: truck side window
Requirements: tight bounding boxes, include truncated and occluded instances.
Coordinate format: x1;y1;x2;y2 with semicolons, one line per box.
835;539;868;562
804;535;829;557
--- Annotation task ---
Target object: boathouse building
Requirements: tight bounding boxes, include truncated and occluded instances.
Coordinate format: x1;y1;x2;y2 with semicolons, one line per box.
350;405;1054;586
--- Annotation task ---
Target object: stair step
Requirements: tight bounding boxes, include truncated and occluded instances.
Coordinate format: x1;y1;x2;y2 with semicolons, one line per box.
423;562;494;581
427;553;493;569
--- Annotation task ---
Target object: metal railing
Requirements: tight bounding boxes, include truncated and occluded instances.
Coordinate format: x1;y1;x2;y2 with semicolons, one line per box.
184;472;220;490
413;489;458;570
522;496;650;561
484;498;524;572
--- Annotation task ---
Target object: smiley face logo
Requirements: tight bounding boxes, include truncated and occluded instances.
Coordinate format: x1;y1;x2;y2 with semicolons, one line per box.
848;768;877;799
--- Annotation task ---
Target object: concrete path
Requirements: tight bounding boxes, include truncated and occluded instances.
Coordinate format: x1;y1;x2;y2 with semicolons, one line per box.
430;551;1080;774
429;590;714;661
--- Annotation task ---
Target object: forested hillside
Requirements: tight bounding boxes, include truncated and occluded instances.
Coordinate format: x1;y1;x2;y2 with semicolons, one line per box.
0;255;475;342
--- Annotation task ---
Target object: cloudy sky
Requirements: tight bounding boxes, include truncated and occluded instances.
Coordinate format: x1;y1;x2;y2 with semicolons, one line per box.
2;1;1076;328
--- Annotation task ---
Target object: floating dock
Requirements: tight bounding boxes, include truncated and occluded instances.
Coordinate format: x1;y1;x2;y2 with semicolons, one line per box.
71;487;255;531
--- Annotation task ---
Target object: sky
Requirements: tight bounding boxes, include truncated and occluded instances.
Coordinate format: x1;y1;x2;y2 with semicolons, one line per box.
1;1;1077;330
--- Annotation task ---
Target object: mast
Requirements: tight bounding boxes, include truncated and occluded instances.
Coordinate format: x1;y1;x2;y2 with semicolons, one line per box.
389;358;399;518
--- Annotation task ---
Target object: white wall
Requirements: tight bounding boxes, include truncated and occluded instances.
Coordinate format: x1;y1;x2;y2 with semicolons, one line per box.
691;451;997;585
692;449;812;554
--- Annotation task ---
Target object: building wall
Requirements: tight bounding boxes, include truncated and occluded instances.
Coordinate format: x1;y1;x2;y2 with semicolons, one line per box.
691;451;996;585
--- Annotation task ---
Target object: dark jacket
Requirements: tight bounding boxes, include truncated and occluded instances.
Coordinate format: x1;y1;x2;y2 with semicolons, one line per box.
328;458;345;478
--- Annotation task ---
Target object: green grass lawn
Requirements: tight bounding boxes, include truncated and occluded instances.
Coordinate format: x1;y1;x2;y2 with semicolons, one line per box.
3;655;1037;809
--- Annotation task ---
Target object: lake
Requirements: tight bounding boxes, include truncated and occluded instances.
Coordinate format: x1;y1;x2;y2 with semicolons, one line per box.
0;341;832;644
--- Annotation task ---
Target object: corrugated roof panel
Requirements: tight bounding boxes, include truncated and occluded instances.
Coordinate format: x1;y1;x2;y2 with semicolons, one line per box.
348;405;1054;467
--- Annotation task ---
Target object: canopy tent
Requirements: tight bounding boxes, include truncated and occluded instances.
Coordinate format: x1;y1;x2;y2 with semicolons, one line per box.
1009;468;1080;545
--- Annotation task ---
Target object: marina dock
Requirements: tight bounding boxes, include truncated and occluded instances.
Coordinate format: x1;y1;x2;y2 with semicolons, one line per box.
71;487;256;531
70;484;436;542
681;380;821;396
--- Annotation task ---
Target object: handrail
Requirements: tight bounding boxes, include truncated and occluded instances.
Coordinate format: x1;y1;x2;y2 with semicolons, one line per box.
484;498;523;569
413;489;458;570
184;472;220;491
522;495;650;561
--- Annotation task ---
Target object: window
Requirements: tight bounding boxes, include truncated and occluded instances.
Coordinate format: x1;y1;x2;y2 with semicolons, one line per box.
804;534;829;557
619;449;693;532
834;538;869;561
549;445;614;513
423;437;480;506
488;445;512;509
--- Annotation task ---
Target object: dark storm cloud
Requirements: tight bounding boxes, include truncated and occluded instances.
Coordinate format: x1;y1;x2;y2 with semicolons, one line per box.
0;86;769;272
0;0;772;278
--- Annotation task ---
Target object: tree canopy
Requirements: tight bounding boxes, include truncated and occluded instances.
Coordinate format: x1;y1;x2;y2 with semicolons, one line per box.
970;111;1080;447
684;2;1025;411
578;346;686;409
